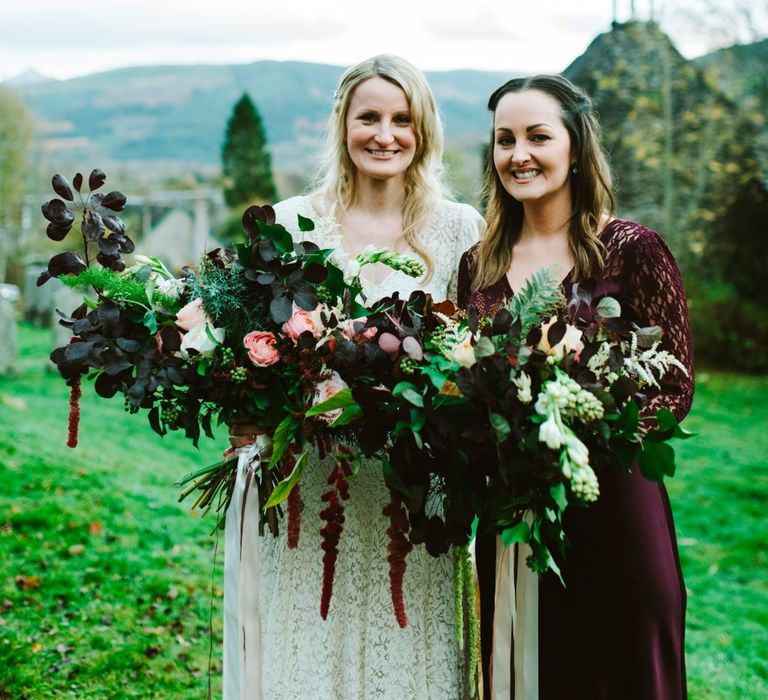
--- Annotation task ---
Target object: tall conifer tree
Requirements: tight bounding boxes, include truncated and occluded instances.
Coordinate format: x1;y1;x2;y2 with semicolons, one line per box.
221;93;277;207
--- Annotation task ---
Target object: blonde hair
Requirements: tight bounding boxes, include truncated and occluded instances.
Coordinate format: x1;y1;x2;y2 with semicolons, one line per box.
473;74;615;291
311;54;449;281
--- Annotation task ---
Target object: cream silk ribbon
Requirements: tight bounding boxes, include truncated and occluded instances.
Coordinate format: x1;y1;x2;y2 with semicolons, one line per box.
223;436;272;700
491;532;539;699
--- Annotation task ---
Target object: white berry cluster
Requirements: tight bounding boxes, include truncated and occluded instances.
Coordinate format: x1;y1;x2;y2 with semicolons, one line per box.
570;462;600;502
535;371;604;423
533;368;601;503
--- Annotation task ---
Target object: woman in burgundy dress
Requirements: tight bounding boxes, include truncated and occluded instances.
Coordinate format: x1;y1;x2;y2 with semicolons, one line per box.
457;75;694;699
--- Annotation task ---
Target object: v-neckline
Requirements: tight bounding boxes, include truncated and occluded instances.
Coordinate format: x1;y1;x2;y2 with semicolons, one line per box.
503;266;575;298
501;218;620;298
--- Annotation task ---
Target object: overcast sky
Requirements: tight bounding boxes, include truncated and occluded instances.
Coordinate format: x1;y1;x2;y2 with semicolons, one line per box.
0;0;760;81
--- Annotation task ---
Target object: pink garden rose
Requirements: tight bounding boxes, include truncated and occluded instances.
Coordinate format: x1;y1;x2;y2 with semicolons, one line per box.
282;305;323;342
243;331;280;367
312;371;349;422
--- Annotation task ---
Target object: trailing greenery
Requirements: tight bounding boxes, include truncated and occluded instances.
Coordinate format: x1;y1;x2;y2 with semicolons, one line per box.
1;323;766;698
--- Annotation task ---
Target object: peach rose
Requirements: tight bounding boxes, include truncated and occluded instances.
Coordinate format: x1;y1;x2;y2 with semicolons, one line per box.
312;371;349;422
243;331;280;367
282;305;323;342
176;298;206;332
450;335;476;368
176;297;224;357
537;316;584;361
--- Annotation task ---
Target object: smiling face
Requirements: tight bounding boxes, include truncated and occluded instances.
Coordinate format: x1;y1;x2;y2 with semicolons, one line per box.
345;77;417;183
492;89;573;209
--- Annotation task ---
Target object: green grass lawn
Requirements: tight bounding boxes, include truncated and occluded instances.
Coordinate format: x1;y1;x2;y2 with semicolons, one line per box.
1;323;767;698
0;323;226;699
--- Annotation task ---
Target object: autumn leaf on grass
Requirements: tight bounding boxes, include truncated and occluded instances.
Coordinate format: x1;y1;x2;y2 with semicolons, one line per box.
15;575;41;591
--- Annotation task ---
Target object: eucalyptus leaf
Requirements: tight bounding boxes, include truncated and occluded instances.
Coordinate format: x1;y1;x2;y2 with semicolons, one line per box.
635;325;663;348
270;296;293;324
474;336;496;359
596;296;621;318
292;285;318;311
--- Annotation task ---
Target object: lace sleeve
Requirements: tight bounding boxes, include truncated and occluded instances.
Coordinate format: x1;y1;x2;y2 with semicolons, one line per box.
446;206;484;304
615;226;695;422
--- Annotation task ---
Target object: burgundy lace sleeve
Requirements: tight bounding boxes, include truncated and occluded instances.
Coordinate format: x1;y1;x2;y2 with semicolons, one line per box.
604;221;695;422
457;245;477;310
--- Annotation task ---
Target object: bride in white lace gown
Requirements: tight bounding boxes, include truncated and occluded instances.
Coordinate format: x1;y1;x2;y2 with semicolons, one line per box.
224;54;483;700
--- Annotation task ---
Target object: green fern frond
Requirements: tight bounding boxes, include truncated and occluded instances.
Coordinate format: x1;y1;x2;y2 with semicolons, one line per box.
505;267;565;337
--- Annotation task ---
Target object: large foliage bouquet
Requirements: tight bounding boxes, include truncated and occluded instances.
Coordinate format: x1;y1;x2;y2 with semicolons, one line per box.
42;172;692;657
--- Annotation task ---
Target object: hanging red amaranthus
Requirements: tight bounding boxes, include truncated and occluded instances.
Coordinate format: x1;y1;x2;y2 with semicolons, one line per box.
382;489;413;628
280;449;301;549
318;446;352;619
66;378;82;448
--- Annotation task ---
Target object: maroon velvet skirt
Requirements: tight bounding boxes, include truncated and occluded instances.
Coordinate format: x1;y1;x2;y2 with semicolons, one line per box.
477;465;688;699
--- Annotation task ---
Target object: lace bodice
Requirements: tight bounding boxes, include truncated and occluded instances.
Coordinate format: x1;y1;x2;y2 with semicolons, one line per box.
274;195;484;303
458;218;694;422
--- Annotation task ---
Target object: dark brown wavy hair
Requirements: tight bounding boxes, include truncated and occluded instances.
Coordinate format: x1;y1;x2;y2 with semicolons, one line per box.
472;74;615;291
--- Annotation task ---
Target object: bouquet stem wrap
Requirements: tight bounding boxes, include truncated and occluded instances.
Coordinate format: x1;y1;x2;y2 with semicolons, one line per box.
223;436;272;700
492;520;538;700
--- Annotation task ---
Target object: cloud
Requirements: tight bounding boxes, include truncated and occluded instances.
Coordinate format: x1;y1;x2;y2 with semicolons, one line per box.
0;4;346;50
424;11;517;41
546;12;607;34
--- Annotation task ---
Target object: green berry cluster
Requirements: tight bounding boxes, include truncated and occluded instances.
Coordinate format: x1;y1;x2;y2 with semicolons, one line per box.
399;357;420;375
162;404;182;427
219;346;235;364
229;366;248;384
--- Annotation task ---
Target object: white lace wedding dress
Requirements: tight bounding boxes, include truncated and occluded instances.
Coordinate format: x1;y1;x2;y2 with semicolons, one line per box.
223;195;483;700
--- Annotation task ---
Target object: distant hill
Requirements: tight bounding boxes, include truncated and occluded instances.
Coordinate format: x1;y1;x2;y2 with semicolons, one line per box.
12;61;514;174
